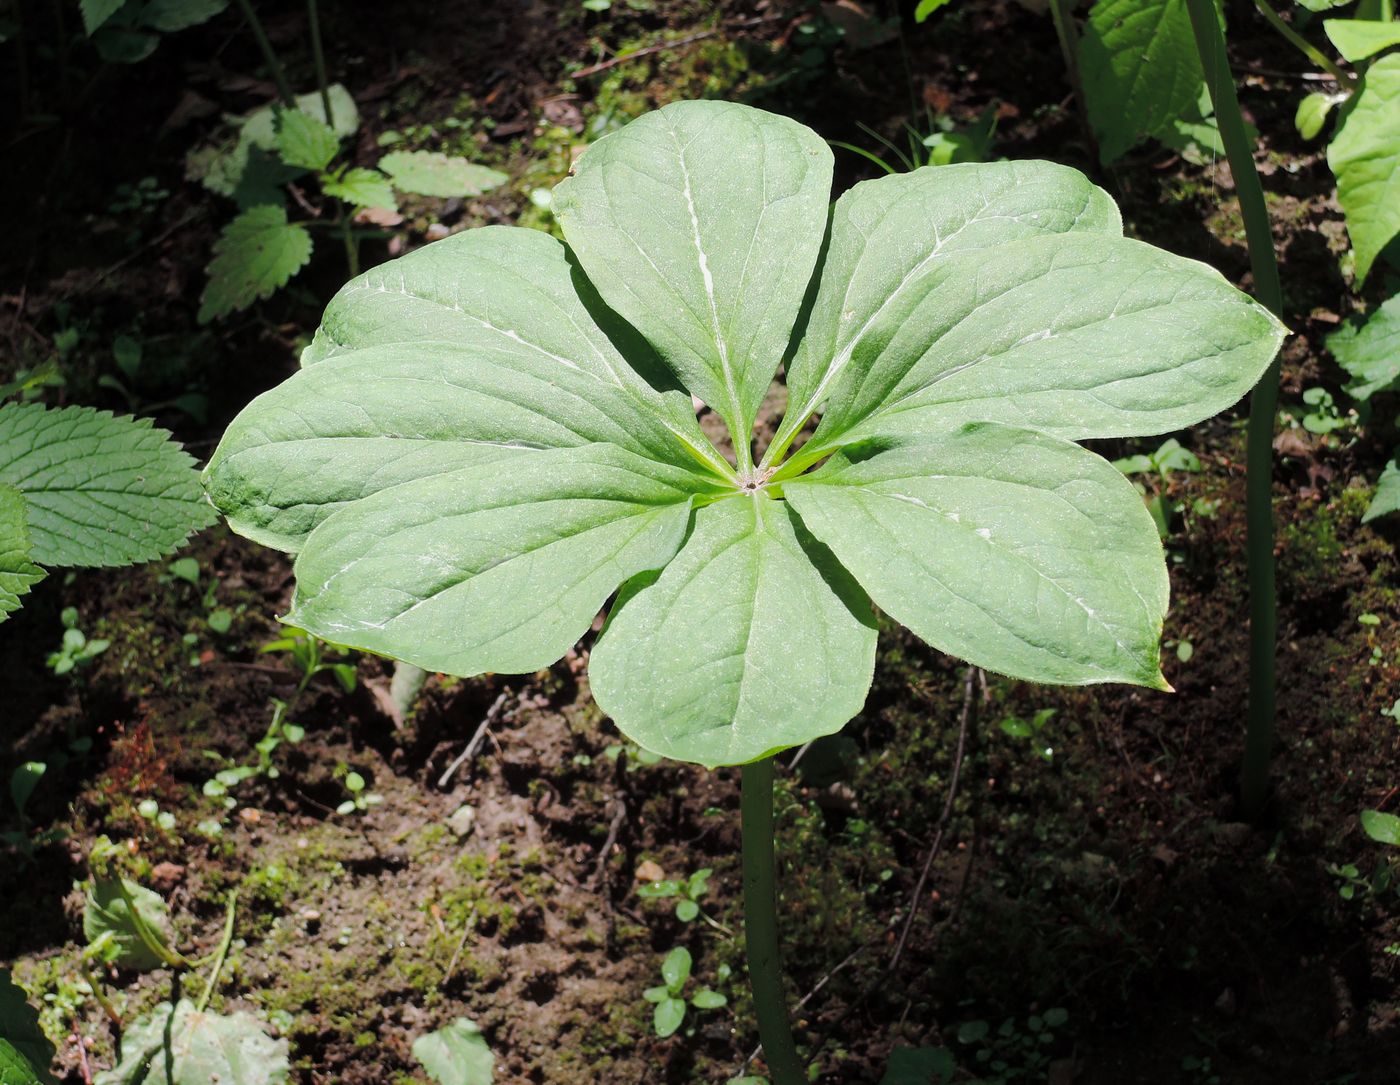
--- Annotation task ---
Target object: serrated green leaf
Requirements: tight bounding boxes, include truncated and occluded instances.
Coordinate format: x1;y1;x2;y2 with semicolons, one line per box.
1324;18;1400;62
411;1018;493;1085
199;205;313;322
590;496;878;766
83;879;173;971
80;0;126;35
786;426;1170;688
275;109;340;172
206;228;726;551
378;151;507;198
0;485;44;624
1080;0;1208;163
322;167;397;210
0;971;57;1085
286;445;709;677
92;1001;288;1085
554;100;833;453
0;404;212;569
190;85;358;205
786;232;1283;463
1363;454;1400;522
1361;808;1400;845
1331;292;1400;399
654;998;687;1038
1329;53;1400;284
769;160;1122;466
141;0;228;32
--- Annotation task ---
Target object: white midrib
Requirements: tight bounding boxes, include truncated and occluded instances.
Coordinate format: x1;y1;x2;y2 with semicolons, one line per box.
774;226;954;456
671;129;743;431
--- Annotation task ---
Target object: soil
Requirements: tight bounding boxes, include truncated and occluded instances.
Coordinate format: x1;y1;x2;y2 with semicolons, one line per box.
2;1;1399;1083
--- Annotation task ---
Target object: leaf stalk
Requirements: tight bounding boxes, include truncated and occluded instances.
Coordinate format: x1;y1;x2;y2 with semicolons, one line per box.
740;758;804;1085
1183;0;1285;820
1252;0;1358;89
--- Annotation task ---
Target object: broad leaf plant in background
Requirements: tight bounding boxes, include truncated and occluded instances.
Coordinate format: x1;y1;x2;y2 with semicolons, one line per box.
0;403;213;624
205;100;1284;1079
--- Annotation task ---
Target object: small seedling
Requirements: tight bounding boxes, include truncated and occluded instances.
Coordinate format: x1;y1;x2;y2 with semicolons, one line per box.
998;708;1057;763
136;797;177;832
1;761;66;859
262;627;357;696
336;770;383;815
637;866;718;924
47;606;110;676
955;1008;1069;1083
202;699;305;801
642;947;727;1038
1284;387;1355;437
1113;438;1204;539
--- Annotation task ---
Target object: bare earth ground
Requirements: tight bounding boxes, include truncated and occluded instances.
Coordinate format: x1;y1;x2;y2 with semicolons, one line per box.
2;1;1399;1082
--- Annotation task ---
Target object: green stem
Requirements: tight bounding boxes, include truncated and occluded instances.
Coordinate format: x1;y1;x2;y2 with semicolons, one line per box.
1048;0;1091;130
1184;0;1284;821
197;891;238;1013
81;964;122;1028
114;877;190;970
740;759;803;1085
232;0;296;107
1252;0;1357;88
306;0;333;124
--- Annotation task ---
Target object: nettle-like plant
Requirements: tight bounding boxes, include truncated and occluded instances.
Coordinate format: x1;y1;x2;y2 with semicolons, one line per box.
1;402;214;624
206;100;1283;1078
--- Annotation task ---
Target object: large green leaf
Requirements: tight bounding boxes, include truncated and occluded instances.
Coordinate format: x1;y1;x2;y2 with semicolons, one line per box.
769;160;1122;466
190;85;358;205
412;1018;494;1085
1079;0;1208;163
303;227;721;480
287;445;711;677
1329;53;1400;284
83;879;173;971
207;231;727;552
0;970;56;1085
0;486;44;624
1364;454;1400;522
786;425;1170;688
1324;18;1400;62
93;1001;288;1085
199;205;313;323
590;496;878;766
1331;292;1400;399
553;100;832;453
0;403;213;569
275;110;340;172
786;233;1283;464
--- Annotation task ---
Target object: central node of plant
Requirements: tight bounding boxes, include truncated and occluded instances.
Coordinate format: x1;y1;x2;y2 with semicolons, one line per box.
736;466;775;495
